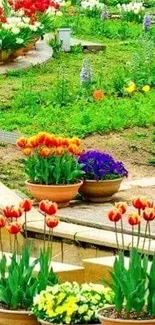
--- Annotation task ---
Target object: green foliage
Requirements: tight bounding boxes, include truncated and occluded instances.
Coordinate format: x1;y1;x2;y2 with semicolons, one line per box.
25;153;84;185
108;248;152;315
0;246;58;310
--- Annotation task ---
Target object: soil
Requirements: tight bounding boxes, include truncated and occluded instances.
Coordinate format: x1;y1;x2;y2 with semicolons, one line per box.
101;307;154;320
0;126;155;197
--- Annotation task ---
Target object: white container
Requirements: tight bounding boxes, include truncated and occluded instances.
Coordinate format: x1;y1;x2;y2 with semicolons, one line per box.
58;28;71;52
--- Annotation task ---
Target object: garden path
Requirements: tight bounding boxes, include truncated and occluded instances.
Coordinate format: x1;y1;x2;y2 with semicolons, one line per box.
1;179;155;254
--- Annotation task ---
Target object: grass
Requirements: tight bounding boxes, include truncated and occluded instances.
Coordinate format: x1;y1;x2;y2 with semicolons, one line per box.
0;16;155;137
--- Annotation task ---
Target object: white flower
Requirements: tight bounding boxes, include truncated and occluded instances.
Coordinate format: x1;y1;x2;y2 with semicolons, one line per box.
23;17;30;23
29;25;37;32
11;27;20;34
16;37;24;44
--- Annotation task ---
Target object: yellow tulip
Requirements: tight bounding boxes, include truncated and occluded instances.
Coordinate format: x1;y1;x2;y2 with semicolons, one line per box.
125;85;135;94
142;85;150;93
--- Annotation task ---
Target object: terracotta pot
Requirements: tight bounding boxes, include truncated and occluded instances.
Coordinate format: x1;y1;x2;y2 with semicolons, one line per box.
23;38;39;53
0;308;39;325
26;181;83;207
79;178;123;202
97;307;155;325
0;50;12;62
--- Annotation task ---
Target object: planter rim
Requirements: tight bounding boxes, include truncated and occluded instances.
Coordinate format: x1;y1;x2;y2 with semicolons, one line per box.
26;180;83;188
82;178;123;183
96;306;155;324
0;308;31;315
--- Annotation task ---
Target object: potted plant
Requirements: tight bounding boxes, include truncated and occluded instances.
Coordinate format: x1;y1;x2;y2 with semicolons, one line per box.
97;196;155;325
0;199;59;325
32;281;114;325
17;132;84;207
78;151;128;202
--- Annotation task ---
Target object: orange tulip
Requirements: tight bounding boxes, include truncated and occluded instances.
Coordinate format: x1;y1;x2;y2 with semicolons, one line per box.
7;222;22;235
16;137;27;148
44;134;57;147
45;215;59;228
20;199;33;212
143;208;155;222
26;136;38;148
55;146;64;155
3;206;23;219
37;132;48;145
68;144;81;155
39;200;58;215
69;137;81;146
40;147;51;158
128;212;141;226
108;207;122;222
132;196;150;210
93;90;104;101
115;202;127;214
23;148;32;156
0;215;6;228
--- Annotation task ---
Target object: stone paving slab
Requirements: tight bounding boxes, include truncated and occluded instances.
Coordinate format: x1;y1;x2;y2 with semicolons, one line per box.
71;38;106;52
0;38;53;75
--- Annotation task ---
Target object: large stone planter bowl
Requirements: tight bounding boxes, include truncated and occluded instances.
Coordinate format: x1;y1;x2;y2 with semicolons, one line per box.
0;308;39;325
26;181;83;208
97;307;155;325
79;178;123;202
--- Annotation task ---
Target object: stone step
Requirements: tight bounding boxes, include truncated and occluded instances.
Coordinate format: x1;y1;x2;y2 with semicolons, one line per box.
71;38;106;52
83;255;152;284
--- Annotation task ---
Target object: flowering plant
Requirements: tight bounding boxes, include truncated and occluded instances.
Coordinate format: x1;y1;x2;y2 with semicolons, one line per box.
17;132;84;185
79;151;128;181
117;2;145;23
33;282;114;324
103;197;155;320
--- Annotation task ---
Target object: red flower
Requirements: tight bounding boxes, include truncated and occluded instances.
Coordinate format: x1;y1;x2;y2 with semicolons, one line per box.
16;136;27;148
115;202;127;214
108;207;122;222
45;215;59;228
7;222;22;234
39;200;58;215
128;212;141;226
20;199;33;212
143;208;155;222
3;206;23;219
132;196;151;210
0;215;6;228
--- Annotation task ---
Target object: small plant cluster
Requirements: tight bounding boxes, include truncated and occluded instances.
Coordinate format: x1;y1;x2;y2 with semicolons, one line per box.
106;196;155;319
17;132;84;185
0;198;59;310
79;151;128;181
117;2;145;23
33;282;114;324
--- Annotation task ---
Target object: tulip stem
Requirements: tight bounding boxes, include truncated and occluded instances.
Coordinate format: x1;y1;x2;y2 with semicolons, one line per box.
9;235;12;254
142;222;148;254
50;229;53;260
24;211;27;240
0;228;3;255
120;218;124;251
43;213;46;251
114;222;119;250
148;222;151;255
132;226;134;249
137;209;141;249
48;228;51;248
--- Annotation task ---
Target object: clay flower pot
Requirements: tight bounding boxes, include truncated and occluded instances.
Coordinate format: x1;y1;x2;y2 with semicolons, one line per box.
26;181;83;208
79;178;123;202
97;307;155;325
0;309;39;325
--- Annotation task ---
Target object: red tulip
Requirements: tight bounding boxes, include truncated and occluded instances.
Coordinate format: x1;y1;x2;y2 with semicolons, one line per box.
39;200;58;215
7;222;22;234
143;208;155;222
108;207;122;222
115;202;127;214
45;215;59;228
0;215;6;228
3;206;23;219
128;212;141;226
20;199;33;212
132;196;151;210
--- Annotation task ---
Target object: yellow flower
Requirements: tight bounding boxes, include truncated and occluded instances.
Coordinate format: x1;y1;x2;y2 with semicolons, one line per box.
128;81;136;88
142;85;150;93
125;85;135;94
78;304;88;314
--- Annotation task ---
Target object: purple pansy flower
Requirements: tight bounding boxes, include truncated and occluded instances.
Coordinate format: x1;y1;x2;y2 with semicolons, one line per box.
79;150;128;181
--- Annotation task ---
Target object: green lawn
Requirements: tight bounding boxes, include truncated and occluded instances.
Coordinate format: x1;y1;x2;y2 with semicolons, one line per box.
0;16;155;138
